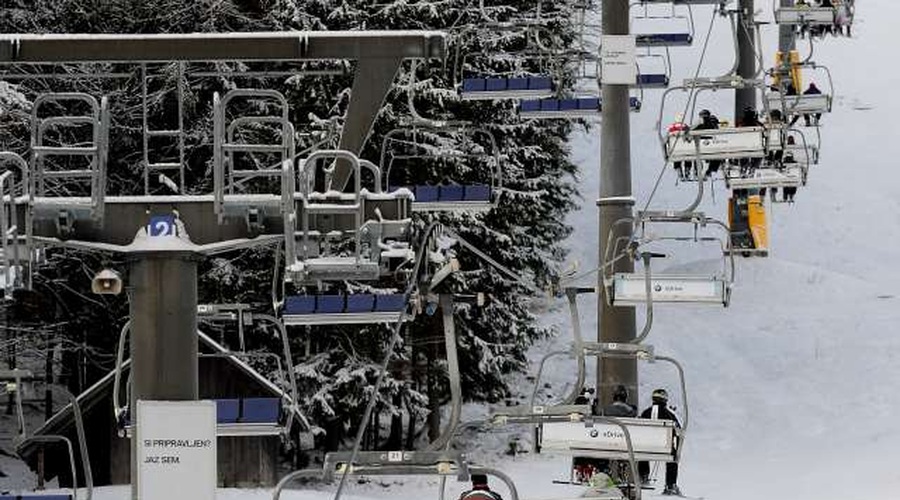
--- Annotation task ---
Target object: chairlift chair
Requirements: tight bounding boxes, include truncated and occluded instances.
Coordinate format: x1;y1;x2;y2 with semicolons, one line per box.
30;93;110;224
282;149;415;284
455;45;561;101
773;2;837;26
603;213;735;306
631;2;696;47
635;53;671;89
113;321;310;442
281;292;411;326
765;63;834;122
520;96;642;119
380;126;503;213
0;152;34;295
8;384;94;500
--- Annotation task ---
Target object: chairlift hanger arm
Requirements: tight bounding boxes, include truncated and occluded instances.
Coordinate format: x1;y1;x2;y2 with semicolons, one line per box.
0;31;446;64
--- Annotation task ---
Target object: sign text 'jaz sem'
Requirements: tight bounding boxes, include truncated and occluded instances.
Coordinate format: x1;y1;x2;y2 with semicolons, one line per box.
136;400;217;500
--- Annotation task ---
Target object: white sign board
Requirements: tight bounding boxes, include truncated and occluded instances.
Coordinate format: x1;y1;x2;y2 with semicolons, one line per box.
137;400;217;500
601;35;637;85
541;420;675;455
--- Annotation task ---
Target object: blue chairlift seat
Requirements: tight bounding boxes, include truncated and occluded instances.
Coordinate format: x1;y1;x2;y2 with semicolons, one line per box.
415;185;440;203
346;294;376;313
460;76;554;101
283;293;409;326
635;33;693;47
439;185;465;202
409;184;494;212
638;73;670;88
216;399;240;424
315;295;345;314
520;97;640;118
284;295;315;315
374;294;407;312
464;185;491;202
241;398;280;424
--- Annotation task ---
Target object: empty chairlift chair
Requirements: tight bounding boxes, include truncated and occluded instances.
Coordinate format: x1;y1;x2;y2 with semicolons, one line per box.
213;88;295;195
635;53;671;89
283;150;414;284
381;127;503;213
519;96;642;118
603;213;734;306
460;75;554;101
31;93;110;223
215;397;284;436
281;293;409;326
631;3;695;47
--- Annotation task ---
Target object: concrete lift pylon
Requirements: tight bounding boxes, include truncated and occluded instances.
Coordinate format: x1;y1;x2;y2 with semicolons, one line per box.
0;30;446;499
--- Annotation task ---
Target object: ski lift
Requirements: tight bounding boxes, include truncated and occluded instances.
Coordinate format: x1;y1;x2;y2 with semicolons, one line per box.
282;150;415;284
635;53;671;89
603;211;735;306
765;63;834;122
631;2;696;48
380;126;503;213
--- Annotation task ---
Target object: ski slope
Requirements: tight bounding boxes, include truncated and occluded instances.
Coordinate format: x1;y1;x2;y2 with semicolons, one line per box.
530;1;900;499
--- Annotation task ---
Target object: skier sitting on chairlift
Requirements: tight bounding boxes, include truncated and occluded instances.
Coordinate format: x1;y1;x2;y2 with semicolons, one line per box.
803;82;824;126
460;474;504;500
638;389;682;496
602;384;637;418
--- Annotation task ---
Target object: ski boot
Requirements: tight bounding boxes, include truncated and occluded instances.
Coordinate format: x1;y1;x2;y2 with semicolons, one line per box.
662;484;681;496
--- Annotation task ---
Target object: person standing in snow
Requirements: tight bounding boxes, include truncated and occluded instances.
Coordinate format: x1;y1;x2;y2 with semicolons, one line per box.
459;474;504;500
638;389;681;496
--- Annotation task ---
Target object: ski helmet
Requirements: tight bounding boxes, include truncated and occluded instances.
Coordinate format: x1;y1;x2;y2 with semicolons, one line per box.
652;388;669;403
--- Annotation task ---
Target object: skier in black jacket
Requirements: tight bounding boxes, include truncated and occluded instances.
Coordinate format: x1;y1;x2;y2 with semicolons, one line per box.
638;388;681;496
602;385;637;417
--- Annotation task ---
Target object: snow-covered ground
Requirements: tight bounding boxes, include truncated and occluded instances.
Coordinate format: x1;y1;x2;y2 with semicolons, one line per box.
4;2;897;500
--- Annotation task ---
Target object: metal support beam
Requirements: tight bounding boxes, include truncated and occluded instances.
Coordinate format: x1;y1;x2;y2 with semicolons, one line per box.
128;252;198;500
735;0;757;122
779;0;797;78
599;0;638;410
0;31;445;64
333;57;404;190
